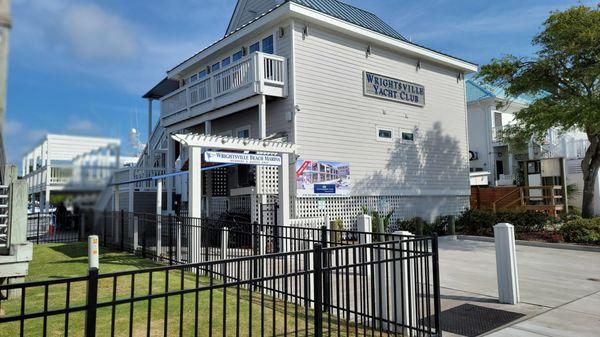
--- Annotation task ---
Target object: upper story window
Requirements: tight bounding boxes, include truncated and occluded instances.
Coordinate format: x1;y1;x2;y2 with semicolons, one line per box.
198;69;207;79
232;50;243;62
221;57;231;67
249;42;260;54
189;74;198;83
262;35;274;54
211;62;220;72
402;132;414;142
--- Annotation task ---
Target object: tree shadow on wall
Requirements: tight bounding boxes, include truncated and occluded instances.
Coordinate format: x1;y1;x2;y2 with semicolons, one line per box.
353;122;469;217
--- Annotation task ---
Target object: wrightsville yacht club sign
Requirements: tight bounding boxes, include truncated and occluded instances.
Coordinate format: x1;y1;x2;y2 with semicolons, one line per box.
363;71;425;107
204;151;282;166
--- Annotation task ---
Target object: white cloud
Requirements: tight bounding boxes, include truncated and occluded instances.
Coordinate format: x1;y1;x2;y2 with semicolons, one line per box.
61;4;138;62
67;119;95;133
4;119;23;136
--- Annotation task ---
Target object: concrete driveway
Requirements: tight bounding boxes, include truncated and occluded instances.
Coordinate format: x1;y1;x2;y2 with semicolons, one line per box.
437;238;600;336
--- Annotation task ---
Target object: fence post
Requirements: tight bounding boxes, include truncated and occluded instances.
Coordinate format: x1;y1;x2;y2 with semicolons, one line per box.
156;215;162;261
168;214;174;265
221;227;229;261
357;214;372;267
79;214;86;241
448;215;456;238
392;231;417;335
432;234;442;336
120;210;125;251
494;223;520;304
103;213;107;247
85;235;100;337
142;216;147;259
320;226;330;313
133;216;138;251
36;212;41;244
313;243;323;337
176;218;182;263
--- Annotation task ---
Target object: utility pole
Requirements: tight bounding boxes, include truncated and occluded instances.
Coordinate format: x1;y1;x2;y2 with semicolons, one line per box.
0;0;11;180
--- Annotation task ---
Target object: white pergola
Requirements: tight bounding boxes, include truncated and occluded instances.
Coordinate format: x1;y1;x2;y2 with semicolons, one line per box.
171;133;297;263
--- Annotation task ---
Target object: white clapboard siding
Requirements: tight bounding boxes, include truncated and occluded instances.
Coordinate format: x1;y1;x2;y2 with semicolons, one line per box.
292;21;470;197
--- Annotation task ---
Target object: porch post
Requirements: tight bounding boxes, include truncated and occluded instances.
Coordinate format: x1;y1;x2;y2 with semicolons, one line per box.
278;153;290;251
258;95;266;139
146;98;153;169
188;146;203;264
156;179;162;256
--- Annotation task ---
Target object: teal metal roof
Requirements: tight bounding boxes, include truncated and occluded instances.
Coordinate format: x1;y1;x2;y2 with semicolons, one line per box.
466;80;536;105
289;0;407;41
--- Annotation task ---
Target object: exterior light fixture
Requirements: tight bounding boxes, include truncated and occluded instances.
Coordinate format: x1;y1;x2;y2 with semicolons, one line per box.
366;44;372;57
302;26;309;39
416;60;421;71
278;27;285;38
457;73;464;82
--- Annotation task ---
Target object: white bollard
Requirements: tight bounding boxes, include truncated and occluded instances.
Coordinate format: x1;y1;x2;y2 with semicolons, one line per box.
494;223;520;304
88;235;100;270
357;214;372;273
394;231;417;336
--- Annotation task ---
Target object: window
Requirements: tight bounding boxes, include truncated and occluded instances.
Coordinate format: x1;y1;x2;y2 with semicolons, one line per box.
236;126;250;139
232;50;243;62
189;74;198;83
376;127;394;141
198;70;207;79
262;35;274;54
211;62;220;72
221;57;231;67
402;132;414;142
249;42;260;54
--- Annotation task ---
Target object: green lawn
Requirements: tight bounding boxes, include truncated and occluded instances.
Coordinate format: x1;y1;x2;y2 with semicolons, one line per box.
0;243;379;337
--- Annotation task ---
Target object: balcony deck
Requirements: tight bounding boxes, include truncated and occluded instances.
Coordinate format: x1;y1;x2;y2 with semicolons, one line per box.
160;52;288;127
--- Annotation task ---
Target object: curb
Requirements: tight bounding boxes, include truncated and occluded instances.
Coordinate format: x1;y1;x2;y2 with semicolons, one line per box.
450;235;600;253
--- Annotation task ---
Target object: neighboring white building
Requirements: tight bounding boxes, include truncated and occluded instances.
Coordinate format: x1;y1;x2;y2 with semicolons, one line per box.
21;134;131;211
466;80;600;214
114;0;478;227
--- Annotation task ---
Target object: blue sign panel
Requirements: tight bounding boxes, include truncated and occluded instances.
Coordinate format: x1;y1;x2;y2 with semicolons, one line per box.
314;184;336;194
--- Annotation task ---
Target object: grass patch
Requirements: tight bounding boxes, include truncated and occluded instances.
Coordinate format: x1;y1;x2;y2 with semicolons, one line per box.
0;243;380;336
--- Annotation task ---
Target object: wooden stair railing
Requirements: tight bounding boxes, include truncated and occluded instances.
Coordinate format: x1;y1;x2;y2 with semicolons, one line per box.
492;188;524;212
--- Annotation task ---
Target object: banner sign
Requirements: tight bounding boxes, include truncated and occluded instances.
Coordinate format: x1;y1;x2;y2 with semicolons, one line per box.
204;151;282;166
296;160;351;197
363;71;425;107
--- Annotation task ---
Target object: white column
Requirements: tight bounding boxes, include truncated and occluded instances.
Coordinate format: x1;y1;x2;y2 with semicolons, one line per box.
357;214;372;266
113;186;119;212
258;95;266;139
146;98;153;170
494;223;520;304
220;227;229;261
278;153;290;250
156;179;163;256
166;138;176;214
188;146;203;264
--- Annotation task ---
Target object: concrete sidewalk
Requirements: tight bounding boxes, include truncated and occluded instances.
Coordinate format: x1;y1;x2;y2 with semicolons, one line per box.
437;238;600;336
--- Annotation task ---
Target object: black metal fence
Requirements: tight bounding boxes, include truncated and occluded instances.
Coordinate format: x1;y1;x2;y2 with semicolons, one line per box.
27;212;85;244
0;236;441;336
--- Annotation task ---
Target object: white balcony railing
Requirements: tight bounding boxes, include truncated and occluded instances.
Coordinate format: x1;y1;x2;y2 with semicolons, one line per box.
161;52;287;124
112;167;166;192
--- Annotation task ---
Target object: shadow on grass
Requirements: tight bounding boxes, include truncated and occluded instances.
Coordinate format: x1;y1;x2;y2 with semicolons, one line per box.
48;242;88;258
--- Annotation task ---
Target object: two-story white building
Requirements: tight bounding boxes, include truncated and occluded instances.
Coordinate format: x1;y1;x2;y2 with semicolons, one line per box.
22;134;132;212
122;0;478;227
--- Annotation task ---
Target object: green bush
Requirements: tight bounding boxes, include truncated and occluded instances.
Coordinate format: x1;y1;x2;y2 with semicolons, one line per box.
396;216;448;236
559;217;600;244
456;209;554;236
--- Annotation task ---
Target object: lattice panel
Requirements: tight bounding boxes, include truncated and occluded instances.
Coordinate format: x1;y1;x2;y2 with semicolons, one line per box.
293;195;470;231
256;166;279;195
211;167;228;197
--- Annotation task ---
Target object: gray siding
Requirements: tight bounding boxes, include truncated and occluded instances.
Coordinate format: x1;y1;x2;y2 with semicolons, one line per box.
292;21;470;197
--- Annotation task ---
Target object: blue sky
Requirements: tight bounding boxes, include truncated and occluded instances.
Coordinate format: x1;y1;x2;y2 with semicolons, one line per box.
5;0;593;165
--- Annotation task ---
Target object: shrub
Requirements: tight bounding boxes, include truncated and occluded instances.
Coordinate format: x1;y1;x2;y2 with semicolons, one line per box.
559;217;600;244
396;216;447;236
456;209;554;236
330;218;344;244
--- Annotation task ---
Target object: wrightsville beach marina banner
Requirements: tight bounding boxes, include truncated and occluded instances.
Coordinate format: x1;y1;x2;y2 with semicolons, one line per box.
296;160;351;197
